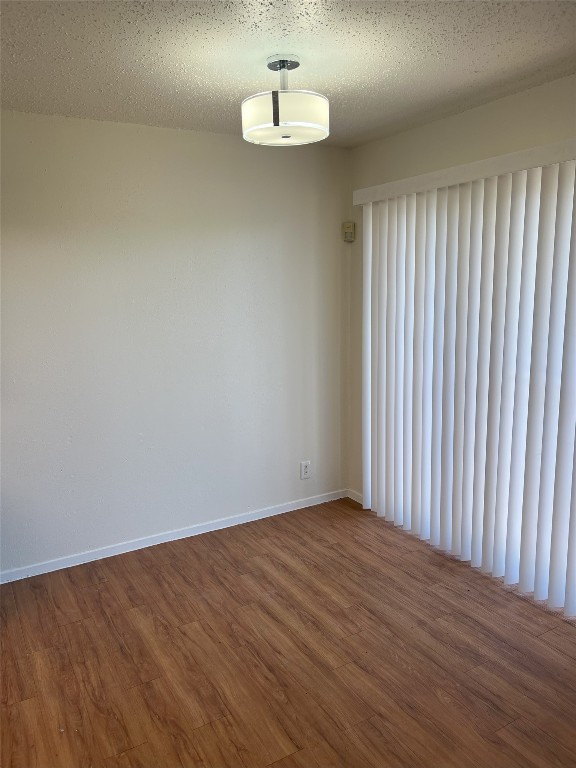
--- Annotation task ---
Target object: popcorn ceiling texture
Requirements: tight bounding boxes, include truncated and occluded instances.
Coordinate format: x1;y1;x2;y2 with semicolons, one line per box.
2;1;575;147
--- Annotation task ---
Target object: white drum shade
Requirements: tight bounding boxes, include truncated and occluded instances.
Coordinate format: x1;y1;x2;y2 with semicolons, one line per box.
242;90;329;146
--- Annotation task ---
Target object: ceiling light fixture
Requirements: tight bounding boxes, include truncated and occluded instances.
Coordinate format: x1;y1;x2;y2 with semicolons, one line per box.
241;55;329;146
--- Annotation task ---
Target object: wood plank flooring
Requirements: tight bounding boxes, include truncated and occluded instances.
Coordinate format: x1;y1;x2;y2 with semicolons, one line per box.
2;499;576;767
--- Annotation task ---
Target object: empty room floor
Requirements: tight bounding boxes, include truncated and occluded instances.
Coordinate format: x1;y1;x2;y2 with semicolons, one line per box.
2;499;576;767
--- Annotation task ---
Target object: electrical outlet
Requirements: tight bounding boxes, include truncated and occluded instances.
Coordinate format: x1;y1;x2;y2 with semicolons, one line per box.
300;460;311;480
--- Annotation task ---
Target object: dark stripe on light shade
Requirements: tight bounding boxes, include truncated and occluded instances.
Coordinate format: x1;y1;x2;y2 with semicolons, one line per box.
272;91;279;126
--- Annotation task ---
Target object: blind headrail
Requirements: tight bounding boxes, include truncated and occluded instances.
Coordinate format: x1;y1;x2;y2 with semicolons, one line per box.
353;139;576;205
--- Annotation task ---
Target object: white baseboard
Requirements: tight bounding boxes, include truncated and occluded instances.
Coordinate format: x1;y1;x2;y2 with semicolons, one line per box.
0;490;360;583
345;488;363;506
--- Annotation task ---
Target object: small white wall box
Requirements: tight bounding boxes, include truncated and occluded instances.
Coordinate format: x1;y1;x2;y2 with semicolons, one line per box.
342;221;355;242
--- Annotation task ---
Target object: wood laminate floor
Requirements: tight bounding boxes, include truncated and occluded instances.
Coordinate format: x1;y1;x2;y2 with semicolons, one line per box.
2;499;576;767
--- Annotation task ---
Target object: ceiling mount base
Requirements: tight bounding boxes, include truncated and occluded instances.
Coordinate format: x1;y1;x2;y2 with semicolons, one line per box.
267;55;300;72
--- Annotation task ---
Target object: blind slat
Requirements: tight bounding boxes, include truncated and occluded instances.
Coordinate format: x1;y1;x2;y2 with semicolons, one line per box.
548;192;576;609
451;183;471;557
431;188;448;547
371;204;381;512
375;203;387;517
420;191;437;541
471;176;498;567
395;197;406;526
461;179;485;561
411;193;427;538
362;203;373;511
519;164;560;594
440;186;459;552
504;167;543;585
492;170;527;577
482;174;513;573
385;200;397;522
534;161;576;600
404;194;416;532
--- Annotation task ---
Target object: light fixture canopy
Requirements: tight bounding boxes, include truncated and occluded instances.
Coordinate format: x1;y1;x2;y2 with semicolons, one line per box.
242;55;329;146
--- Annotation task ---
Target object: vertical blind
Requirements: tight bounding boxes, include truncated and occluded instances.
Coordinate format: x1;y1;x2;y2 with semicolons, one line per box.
361;158;576;617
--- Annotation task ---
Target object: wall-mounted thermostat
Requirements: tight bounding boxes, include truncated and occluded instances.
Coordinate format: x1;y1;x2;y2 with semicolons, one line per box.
342;221;355;243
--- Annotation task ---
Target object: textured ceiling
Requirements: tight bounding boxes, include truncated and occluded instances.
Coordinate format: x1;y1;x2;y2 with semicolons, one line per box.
2;1;576;147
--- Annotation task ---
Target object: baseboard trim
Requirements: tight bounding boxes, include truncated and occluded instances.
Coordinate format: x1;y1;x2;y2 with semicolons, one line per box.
1;490;354;583
345;488;363;506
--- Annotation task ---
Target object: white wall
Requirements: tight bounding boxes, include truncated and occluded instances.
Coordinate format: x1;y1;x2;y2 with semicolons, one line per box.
1;110;351;575
4;74;574;573
352;74;576;190
346;75;576;496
